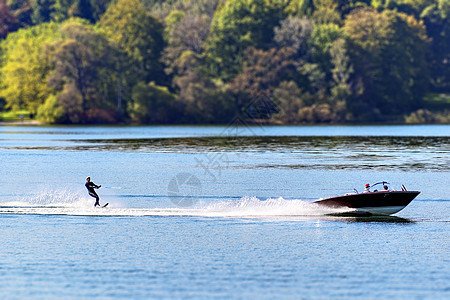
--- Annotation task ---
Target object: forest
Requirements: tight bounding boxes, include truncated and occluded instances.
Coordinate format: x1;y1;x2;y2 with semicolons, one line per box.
0;0;449;124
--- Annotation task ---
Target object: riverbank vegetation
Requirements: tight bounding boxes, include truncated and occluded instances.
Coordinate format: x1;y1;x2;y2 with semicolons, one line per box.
0;0;449;124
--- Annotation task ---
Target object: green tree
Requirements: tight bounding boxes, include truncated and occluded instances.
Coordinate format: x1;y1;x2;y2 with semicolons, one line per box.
129;81;177;123
371;0;433;16
312;0;342;24
329;38;354;121
150;0;220;20
206;0;287;80
285;0;370;17
98;0;166;119
52;0;71;21
36;94;66;123
32;0;55;24
272;80;304;123
48;20;115;122
421;1;450;92
285;0;314;16
90;0;112;22
175;68;234;123
99;0;165;84
344;8;429;118
0;22;61;113
310;22;344;69
69;0;95;23
163;10;211;77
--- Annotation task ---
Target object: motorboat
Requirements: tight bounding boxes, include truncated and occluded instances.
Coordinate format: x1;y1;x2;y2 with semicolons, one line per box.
314;182;420;215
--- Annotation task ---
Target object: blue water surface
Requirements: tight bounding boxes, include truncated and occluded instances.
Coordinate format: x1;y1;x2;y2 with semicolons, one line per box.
0;125;449;298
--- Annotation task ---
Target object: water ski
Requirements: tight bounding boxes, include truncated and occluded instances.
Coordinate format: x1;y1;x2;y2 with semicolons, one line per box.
102;203;109;208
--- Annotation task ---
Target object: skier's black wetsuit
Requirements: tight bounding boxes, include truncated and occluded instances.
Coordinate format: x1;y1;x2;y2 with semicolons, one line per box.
86;181;100;206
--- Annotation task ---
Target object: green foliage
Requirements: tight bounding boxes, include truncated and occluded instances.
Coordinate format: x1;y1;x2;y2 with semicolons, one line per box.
312;0;342;24
0;22;62;113
0;97;5;111
175;69;234;123
405;108;450;123
129;81;177;123
99;0;165;84
163;11;211;77
149;0;220;20
272;81;304;123
56;82;82;123
423;93;450;109
50;0;107;23
0;109;31;121
32;0;55;24
52;0;71;21
206;0;288;80
48;19;115;122
285;0;314;16
69;0;95;23
37;94;66;123
0;0;447;124
310;22;344;65
420;1;450;91
343;8;429;119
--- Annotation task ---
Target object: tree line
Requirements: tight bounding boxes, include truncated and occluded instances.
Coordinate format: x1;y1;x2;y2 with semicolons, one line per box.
0;0;449;124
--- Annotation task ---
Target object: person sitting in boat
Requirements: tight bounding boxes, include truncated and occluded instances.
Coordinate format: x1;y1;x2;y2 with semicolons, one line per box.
363;183;371;193
383;185;389;191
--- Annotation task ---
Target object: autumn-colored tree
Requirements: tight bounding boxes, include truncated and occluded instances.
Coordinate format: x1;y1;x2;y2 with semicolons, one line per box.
274;17;313;56
8;0;33;27
0;0;19;38
229;47;299;119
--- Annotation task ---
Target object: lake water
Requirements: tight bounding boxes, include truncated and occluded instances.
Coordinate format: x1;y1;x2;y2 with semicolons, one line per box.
0;124;449;298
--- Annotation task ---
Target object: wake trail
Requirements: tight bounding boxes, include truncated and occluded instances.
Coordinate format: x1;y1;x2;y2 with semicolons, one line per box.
0;195;352;217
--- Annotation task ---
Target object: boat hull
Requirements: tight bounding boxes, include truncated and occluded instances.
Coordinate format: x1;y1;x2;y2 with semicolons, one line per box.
314;191;420;215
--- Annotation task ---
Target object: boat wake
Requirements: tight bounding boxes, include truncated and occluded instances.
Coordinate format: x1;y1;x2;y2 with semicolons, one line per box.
0;192;353;217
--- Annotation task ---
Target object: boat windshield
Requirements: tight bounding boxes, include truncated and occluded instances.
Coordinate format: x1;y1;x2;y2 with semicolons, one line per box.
370;181;391;192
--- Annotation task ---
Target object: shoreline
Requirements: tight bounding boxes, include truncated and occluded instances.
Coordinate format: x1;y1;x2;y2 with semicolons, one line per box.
0;120;40;126
0;120;448;126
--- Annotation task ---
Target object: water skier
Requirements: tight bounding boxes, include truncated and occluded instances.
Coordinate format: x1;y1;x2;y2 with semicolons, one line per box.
85;176;102;207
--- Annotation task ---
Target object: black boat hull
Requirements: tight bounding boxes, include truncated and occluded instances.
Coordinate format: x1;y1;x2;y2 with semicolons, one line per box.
314;191;420;215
